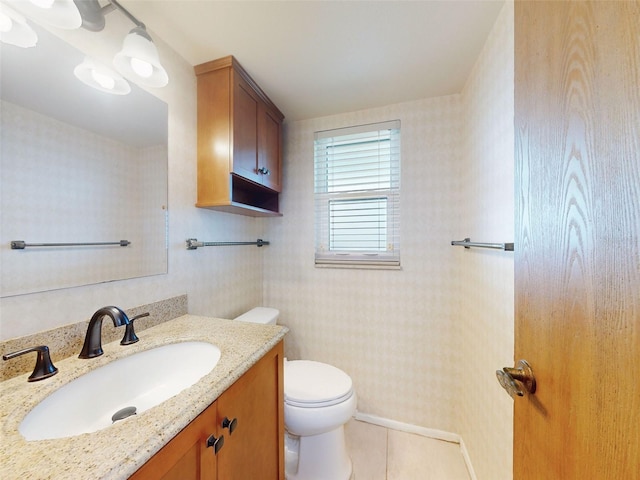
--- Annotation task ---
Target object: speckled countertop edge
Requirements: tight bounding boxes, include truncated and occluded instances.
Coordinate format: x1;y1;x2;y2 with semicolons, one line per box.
0;315;288;480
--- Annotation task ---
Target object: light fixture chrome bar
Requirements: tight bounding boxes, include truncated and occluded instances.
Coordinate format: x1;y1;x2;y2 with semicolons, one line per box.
186;238;269;250
73;0;143;32
11;240;130;250
108;0;145;29
451;238;514;251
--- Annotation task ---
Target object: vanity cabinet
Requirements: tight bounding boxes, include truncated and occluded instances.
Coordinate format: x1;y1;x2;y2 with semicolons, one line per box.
129;341;284;480
195;55;284;217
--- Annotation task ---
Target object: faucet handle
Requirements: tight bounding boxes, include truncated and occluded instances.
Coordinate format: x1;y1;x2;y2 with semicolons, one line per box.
3;345;58;382
120;312;150;345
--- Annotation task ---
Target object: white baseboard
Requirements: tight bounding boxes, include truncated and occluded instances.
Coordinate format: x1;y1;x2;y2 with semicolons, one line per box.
353;412;477;480
458;436;478;480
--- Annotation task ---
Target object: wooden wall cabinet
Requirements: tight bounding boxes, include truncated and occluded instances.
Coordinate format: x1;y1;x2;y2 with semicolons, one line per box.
195;56;284;217
130;342;284;480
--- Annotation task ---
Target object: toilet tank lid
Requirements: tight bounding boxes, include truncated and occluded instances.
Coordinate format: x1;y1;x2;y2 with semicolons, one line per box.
234;307;279;324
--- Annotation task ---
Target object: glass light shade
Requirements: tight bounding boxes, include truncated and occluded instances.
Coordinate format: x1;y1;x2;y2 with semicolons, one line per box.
74;57;131;95
29;0;55;8
113;27;168;88
0;3;37;47
0;11;10;31
8;0;81;29
130;57;153;78
91;69;115;90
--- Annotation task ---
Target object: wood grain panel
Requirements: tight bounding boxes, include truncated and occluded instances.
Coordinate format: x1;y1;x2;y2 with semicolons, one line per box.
129;400;217;480
216;342;284;479
232;73;260;183
515;1;640;478
260;106;283;192
196;68;232;207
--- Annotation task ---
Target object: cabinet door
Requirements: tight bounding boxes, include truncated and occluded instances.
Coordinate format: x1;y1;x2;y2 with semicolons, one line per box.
217;342;284;480
259;106;282;192
129;401;219;480
232;73;260;184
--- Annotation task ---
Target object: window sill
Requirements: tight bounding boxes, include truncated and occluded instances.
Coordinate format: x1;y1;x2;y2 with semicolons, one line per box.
314;262;402;271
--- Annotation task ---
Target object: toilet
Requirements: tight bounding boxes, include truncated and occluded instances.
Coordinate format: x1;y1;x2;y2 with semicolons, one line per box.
235;307;357;480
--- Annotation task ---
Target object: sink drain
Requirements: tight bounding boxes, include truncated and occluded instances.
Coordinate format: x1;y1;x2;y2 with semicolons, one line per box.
112;406;137;423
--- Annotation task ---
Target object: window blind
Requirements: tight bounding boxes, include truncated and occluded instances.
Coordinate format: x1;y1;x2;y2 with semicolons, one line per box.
314;120;400;267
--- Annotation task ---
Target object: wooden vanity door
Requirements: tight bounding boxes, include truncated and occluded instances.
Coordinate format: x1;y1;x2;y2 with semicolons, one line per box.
129;401;218;480
216;342;285;480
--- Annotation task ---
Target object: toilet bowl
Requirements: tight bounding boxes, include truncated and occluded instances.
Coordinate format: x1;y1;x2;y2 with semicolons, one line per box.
235;308;357;480
284;359;357;480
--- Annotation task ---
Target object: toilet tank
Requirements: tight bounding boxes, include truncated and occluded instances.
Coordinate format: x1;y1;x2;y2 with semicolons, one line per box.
234;307;279;325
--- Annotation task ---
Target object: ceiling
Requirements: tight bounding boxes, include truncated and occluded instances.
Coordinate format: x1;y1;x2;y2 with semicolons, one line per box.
121;0;505;121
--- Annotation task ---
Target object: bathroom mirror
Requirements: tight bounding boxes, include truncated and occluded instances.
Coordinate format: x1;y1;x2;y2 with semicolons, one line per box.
0;24;168;297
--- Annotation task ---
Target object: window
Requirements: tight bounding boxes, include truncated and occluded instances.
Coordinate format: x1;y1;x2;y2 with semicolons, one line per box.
314;120;400;267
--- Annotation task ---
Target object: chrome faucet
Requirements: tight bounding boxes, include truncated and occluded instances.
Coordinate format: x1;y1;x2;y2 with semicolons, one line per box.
79;306;130;359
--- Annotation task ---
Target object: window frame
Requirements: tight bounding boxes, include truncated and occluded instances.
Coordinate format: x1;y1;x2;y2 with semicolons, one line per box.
314;120;401;268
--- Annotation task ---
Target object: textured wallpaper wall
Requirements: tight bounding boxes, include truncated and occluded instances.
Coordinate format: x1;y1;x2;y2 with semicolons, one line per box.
264;97;464;433
456;2;515;479
264;2;514;477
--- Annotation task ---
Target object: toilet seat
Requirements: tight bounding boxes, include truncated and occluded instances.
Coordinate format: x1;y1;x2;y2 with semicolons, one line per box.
285;360;354;408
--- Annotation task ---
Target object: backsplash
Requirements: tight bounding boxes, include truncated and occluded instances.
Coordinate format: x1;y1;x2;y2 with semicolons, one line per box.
0;295;187;381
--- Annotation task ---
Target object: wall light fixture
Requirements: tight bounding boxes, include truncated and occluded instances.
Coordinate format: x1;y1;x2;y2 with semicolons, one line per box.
113;25;168;88
103;0;169;88
0;3;38;47
9;0;82;30
74;56;131;95
2;0;169;91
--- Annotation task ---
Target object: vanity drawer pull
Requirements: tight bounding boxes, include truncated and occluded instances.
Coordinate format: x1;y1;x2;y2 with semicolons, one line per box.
206;434;224;454
221;416;238;434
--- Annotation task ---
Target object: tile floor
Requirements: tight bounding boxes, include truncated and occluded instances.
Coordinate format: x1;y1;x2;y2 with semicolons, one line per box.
344;419;471;480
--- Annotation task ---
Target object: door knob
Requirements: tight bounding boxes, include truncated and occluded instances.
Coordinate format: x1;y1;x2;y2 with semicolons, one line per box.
496;359;536;398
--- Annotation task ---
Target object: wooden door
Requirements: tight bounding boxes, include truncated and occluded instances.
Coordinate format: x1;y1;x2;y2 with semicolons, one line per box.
514;1;640;479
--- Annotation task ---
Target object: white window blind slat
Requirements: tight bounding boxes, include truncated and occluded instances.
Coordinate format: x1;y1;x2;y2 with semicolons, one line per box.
314;120;400;267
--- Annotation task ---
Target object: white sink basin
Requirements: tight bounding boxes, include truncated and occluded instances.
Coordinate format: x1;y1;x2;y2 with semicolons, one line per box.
20;341;221;441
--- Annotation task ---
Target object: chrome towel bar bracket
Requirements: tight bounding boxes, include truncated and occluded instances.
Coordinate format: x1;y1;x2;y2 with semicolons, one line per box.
186;238;269;250
451;238;514;251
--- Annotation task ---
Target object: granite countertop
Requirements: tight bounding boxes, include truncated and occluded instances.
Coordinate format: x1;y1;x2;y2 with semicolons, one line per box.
0;315;288;479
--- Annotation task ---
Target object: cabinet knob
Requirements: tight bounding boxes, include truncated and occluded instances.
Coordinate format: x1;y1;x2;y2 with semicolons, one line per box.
221;416;238;434
206;434;224;454
257;167;270;175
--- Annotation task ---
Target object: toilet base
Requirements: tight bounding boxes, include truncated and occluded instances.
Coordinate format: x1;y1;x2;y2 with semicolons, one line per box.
285;426;352;480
